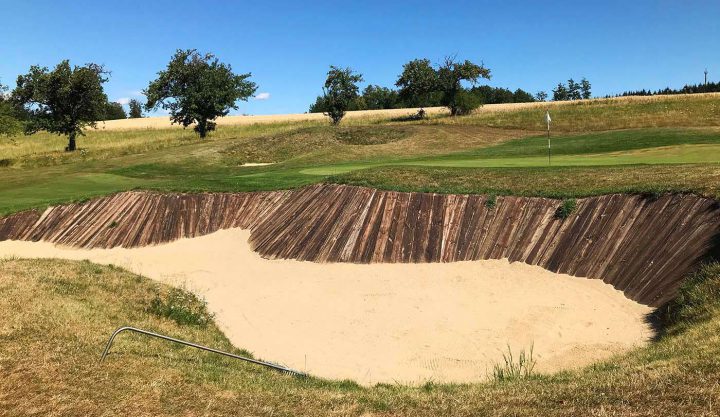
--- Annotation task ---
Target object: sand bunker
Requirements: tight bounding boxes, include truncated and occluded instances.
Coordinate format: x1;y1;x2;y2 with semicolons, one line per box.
0;228;653;385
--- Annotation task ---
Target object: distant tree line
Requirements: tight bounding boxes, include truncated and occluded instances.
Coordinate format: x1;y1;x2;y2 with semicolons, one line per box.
551;78;591;101
612;81;720;98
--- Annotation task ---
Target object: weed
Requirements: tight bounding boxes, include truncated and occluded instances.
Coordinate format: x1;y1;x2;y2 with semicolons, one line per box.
555;198;577;219
107;220;118;228
492;344;536;382
485;194;497;209
148;287;214;326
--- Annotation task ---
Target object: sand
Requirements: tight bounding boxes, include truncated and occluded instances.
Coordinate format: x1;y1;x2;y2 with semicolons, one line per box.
0;229;654;385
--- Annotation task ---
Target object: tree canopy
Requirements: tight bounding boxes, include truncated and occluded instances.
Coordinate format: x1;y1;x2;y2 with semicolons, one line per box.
0;81;23;137
144;49;257;138
128;99;143;118
320;66;363;125
395;59;439;107
103;102;127;120
11;60;109;151
395;57;490;115
436;57;491;115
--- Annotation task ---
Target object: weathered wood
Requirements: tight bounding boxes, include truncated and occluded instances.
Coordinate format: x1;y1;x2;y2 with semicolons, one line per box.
1;184;719;306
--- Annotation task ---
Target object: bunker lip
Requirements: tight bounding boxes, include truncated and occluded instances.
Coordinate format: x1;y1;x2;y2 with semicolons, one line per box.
0;228;655;386
1;184;718;307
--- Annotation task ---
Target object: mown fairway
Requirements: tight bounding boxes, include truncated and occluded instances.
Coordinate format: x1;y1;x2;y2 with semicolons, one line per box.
1;94;719;216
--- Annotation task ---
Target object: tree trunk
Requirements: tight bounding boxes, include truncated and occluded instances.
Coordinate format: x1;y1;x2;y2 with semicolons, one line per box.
198;120;207;138
66;132;77;152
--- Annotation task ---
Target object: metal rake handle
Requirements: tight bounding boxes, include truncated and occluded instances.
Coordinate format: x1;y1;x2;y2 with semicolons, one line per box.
101;326;306;377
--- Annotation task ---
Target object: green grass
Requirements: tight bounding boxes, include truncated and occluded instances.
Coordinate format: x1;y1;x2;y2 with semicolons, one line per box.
2;258;719;416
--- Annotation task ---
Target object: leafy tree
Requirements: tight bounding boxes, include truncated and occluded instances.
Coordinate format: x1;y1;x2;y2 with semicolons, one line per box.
567;78;581;100
552;83;569;101
145;49;257;138
12;60;109;151
128;98;143;118
0;84;23;136
361;85;399;110
453;89;484;115
436;56;491;115
308;95;328;113
320;66;363;125
0;81;24;136
535;91;548;102
395;59;439;107
580;78;592;99
512;88;535;103
104;101;127;120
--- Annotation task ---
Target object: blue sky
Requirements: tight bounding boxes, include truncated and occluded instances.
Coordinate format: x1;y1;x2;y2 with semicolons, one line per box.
1;0;718;115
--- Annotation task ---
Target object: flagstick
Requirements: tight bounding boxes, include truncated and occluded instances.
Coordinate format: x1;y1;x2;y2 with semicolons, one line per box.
547;116;551;166
545;110;552;166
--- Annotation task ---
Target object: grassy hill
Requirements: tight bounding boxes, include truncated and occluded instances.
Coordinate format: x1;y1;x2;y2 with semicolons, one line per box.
0;94;719;215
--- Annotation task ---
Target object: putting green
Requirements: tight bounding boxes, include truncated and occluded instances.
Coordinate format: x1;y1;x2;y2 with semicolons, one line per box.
300;144;720;176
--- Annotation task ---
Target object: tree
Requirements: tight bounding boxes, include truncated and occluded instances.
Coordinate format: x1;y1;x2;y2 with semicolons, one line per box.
104;101;127;120
512;88;535;103
361;85;399;110
320;66;363;125
535;91;548;102
567;78;581;100
436;56;491;115
552;83;569;101
308;95;328;113
145;49;257;138
128;99;143;118
580;78;592;99
0;81;24;136
395;59;439;107
12;60;109;151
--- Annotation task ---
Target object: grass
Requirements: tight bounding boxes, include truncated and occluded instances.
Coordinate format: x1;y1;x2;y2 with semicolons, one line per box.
2;257;719;416
446;93;720;132
0;93;719;217
331;163;720;199
491;345;537;382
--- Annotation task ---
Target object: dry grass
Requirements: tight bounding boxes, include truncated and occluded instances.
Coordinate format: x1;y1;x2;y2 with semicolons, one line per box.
1;258;719;416
219;124;534;166
444;93;720;132
93;107;449;131
0;120;321;167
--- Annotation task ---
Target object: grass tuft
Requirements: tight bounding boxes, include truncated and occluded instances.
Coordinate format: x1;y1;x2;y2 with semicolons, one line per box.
554;199;577;219
148;286;215;327
491;344;536;382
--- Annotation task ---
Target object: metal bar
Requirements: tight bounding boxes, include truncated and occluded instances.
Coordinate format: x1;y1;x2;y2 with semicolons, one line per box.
101;326;306;377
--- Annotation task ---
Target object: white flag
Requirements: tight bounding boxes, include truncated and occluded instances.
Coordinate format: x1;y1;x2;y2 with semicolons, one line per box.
545;110;552;124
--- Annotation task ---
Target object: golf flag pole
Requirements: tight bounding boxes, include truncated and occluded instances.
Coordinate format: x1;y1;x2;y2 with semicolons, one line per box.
545;110;552;165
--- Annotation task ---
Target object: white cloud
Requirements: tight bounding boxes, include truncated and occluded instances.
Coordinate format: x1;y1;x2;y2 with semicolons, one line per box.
115;97;131;105
254;92;270;100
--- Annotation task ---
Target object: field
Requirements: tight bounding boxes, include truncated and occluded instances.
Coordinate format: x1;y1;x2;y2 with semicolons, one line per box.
2;93;720;415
